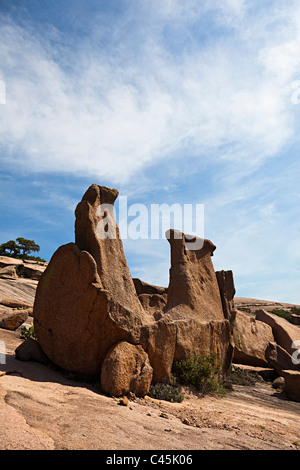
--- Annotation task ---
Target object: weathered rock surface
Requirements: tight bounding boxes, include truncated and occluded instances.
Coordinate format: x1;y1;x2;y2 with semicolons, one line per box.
137;293;167;318
265;341;300;375
20;263;46;281
235;297;300;314
272;376;285;390
0;298;32;309
33;184;153;377
133;278;168;317
34;242;148;376
291;314;300;325
256;309;300;356
0;257;47;281
0;257;46;328
33;184;234;392
216;269;237;369
100;341;153;397
233;310;274;367
0;309;30;331
0;266;18;279
74;185;143;315
282;370;300;402
2;324;300;451
231;309;300;401
133;278;168;298
165;231;221;319
216;270;237;326
140;233;232;381
15;338;49;364
0;278;38;307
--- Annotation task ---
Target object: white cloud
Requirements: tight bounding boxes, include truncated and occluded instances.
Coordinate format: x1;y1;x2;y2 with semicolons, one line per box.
0;2;300;184
1;2;300;305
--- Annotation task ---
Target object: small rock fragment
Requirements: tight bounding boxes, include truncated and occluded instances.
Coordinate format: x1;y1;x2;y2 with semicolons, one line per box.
118;396;129;406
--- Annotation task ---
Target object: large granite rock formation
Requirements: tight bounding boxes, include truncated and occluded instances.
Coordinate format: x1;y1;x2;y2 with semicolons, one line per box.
162;230;232;375
231;308;300;400
232;310;274;367
265;341;300;374
33;184;235;395
256;309;300;357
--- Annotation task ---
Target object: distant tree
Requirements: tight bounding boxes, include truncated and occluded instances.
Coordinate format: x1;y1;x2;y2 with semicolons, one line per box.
15;238;40;257
0;238;40;259
0;240;21;257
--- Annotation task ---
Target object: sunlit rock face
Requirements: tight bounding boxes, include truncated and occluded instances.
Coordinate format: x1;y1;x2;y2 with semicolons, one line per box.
34;184;234;394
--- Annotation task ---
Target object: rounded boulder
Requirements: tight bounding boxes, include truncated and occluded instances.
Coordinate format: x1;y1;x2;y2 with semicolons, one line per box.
100;341;153;397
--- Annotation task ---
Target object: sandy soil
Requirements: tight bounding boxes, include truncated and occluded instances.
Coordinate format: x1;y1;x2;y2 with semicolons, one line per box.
1;325;300;451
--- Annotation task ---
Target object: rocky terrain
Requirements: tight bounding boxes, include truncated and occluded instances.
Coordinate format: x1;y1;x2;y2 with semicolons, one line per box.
1;184;300;451
1;326;300;450
1;259;300;451
235;297;300;314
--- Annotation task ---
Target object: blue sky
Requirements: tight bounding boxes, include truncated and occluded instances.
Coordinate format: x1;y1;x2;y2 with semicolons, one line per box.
1;0;300;303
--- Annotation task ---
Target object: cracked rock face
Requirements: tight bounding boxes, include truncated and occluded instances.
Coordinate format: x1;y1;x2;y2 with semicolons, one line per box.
33;184;234;394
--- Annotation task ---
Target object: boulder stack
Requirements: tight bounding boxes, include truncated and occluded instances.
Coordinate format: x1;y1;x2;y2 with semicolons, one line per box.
232;310;274;367
233;308;300;401
32;184;235;397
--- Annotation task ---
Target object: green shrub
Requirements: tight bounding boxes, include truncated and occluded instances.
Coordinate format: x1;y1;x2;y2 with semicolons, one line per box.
224;365;263;387
148;382;184;403
290;306;300;316
270;308;291;322
175;353;226;396
239;307;251;313
20;324;36;340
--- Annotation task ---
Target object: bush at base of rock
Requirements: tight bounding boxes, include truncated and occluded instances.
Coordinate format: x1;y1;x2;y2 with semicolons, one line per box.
148;382;184;403
175;353;226;396
224;365;264;388
20;324;36;340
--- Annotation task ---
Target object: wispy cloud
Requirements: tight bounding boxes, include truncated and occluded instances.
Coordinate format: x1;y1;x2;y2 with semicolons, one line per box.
0;1;300;185
1;1;300;303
